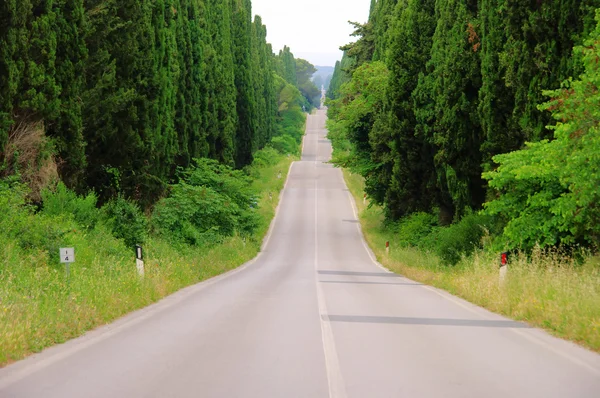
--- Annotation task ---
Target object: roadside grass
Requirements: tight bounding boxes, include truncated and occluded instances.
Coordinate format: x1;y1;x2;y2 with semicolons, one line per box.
343;170;600;352
0;154;295;367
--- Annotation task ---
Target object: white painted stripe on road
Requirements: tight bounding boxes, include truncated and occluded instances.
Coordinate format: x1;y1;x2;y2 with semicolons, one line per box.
313;117;348;398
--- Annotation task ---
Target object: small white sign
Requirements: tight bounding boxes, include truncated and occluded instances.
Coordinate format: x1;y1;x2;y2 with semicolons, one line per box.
60;248;75;264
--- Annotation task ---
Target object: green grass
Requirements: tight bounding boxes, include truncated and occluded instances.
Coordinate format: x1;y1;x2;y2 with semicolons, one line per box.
0;154;296;367
343;169;600;352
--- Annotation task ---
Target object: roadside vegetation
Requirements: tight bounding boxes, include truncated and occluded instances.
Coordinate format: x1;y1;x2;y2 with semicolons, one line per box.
344;171;600;352
0;0;320;367
0;141;300;367
327;4;600;351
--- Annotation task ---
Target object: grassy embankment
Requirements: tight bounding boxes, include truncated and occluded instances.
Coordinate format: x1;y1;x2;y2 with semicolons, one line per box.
0;150;297;367
343;170;600;352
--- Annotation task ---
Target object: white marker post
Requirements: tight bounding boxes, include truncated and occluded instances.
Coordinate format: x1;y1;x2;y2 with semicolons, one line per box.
499;252;508;286
385;241;390;255
135;245;145;277
60;248;75;279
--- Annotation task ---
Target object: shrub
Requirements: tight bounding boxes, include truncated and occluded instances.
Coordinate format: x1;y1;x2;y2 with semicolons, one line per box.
152;159;260;246
270;135;299;155
395;212;438;249
251;147;281;168
435;213;492;265
101;196;148;247
1;178;72;259
41;182;100;229
152;184;239;246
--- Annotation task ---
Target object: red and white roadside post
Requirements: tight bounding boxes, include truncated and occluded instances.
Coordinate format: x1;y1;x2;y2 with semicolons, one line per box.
386;241;390;255
499;252;508;285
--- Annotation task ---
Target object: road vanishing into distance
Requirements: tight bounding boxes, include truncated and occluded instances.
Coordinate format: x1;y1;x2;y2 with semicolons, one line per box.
1;110;600;397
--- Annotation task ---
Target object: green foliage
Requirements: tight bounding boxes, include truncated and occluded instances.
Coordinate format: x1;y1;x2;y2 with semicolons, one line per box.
270;135;299;155
393;212;439;249
295;58;320;108
251;147;281;168
1;0;288;209
329;0;600;255
0;178;71;258
376;0;438;220
152;159;260;246
102;196;148;248
41;182;100;229
484;14;600;251
390;210;493;265
435;213;492;265
326;54;354;101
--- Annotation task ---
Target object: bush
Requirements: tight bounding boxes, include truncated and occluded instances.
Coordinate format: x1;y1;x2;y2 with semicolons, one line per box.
41;182;100;229
0;178;72;259
435;213;492;265
394;212;438;249
250;147;281;168
102;196;148;247
152;159;260;246
270;135;299;155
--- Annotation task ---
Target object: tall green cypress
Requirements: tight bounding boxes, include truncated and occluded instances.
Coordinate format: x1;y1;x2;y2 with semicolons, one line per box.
377;0;437;220
173;0;209;168
231;0;255;168
82;0;159;202
204;0;236;165
49;0;87;188
371;0;399;61
0;0;86;187
278;46;297;87
420;0;484;221
479;0;600;169
250;16;276;150
327;53;354;101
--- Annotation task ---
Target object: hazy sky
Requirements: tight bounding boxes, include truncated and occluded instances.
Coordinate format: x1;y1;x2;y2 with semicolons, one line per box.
251;0;371;67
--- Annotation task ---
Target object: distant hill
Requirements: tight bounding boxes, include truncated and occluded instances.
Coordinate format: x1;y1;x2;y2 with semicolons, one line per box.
312;66;335;91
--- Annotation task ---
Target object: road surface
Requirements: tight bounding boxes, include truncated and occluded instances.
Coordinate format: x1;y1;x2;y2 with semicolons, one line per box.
1;110;599;397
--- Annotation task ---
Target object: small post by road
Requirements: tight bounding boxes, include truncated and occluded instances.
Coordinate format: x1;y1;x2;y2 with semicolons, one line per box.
60;248;75;280
277;171;282;179
269;192;273;201
135;245;145;277
385;241;390;255
363;193;367;205
499;252;508;286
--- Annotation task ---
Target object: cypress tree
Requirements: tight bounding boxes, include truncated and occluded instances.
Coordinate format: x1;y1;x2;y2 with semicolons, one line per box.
50;0;87;188
378;0;437;220
479;0;600;169
371;0;399;61
420;0;484;221
278;46;297;87
204;0;236;165
231;0;255;168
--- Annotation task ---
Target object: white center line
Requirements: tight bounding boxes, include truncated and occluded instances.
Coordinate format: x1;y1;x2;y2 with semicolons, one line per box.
312;115;347;398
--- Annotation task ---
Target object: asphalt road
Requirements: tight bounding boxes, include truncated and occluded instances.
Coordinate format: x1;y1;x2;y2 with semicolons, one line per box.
1;110;599;397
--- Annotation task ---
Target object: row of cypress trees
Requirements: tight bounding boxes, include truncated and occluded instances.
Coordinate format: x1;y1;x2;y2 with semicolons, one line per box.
328;0;600;224
0;0;306;207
